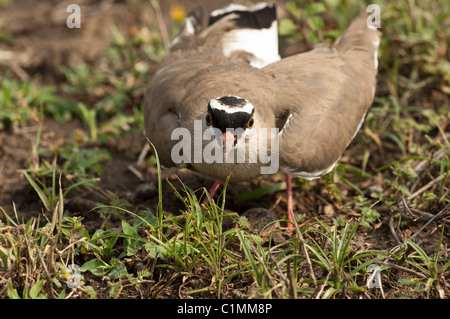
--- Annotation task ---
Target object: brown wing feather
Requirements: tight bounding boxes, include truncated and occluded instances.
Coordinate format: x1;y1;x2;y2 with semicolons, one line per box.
262;17;380;178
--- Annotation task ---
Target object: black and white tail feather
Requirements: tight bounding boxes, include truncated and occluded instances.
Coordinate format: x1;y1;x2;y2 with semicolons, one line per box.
171;2;280;68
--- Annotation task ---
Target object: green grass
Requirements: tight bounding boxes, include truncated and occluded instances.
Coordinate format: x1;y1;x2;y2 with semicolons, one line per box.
0;0;449;299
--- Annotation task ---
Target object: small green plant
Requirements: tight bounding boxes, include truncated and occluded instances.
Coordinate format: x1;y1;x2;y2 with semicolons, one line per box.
22;170;64;240
7;279;48;299
0;76;71;129
236;228;299;298
1;203;86;299
58;144;111;177
279;1;330;46
61;63;104;96
304;215;386;298
77;102;98;142
404;227;450;297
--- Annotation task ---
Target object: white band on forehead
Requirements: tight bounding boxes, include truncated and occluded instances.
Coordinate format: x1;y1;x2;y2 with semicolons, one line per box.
209;97;254;114
210;2;270;17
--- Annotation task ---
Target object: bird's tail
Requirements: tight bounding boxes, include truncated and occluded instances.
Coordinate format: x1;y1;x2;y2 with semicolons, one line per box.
332;17;381;70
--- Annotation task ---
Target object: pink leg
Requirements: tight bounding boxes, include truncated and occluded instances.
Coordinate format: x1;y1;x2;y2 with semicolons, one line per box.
202;179;222;204
286;174;295;228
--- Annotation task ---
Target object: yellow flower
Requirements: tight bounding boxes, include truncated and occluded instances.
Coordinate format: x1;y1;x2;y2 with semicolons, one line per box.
170;4;186;22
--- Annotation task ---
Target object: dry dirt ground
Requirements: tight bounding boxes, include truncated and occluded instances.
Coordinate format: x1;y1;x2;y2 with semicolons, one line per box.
0;0;449;299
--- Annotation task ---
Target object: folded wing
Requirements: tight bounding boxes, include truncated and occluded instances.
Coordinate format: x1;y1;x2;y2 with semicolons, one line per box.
262;17;381;179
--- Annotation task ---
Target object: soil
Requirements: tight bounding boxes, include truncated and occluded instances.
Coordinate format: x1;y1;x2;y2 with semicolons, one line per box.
0;0;449;300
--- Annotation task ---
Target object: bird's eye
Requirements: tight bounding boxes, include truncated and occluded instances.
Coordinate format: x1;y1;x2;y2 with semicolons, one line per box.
247;117;254;128
206;113;213;126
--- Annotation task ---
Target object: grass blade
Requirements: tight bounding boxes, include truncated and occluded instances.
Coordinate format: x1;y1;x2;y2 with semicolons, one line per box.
23;172;51;212
236;229;261;282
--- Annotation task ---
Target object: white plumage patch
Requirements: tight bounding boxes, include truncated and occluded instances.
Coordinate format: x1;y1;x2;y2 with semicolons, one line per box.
171;16;195;46
209;97;254;114
210;2;271;16
211;2;280;68
281;160;338;180
278;113;293;135
221;20;280;68
373;38;380;69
